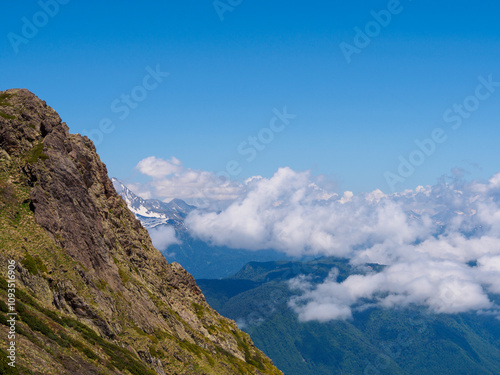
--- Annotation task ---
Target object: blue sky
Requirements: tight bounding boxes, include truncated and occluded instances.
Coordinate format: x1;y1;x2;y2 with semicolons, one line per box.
1;1;500;194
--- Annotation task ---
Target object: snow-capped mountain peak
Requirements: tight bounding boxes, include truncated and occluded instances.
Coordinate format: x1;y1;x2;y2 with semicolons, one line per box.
111;178;195;229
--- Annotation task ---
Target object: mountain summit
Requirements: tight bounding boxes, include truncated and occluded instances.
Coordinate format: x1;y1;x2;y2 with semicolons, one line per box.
111;178;194;230
0;89;282;374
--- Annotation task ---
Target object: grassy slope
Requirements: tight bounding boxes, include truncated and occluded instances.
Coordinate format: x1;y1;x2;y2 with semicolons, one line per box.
0;153;158;374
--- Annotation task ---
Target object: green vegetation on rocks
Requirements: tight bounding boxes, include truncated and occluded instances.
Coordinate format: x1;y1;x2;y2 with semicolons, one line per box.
0;89;282;375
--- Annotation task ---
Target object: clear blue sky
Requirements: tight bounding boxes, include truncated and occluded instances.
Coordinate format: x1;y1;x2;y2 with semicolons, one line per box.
1;1;499;193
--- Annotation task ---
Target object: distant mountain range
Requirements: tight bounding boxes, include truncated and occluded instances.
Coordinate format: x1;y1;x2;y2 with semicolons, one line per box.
197;258;500;375
110;169;500;374
112;179;288;279
111;178;194;230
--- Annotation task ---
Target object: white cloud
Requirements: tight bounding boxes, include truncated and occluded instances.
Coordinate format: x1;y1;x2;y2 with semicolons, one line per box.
136;156;183;178
477;255;500;294
289;259;493;322
149;225;181;250
186;167;431;258
127;156;500;321
184;168;500;321
133;156;244;206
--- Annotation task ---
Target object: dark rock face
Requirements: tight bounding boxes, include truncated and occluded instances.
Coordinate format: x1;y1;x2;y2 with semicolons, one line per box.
0;89;282;375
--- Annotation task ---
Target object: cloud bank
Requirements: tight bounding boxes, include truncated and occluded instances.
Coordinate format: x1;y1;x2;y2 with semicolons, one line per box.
134;156;243;205
149;225;181;250
183;167;500;321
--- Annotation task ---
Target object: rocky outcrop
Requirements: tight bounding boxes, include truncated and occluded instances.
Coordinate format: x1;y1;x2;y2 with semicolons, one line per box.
0;89;283;374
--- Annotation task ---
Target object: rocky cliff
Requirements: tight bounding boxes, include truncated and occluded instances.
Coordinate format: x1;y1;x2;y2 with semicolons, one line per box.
0;89;283;375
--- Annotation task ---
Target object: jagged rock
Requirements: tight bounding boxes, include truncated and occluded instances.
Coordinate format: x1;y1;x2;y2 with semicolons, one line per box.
0;89;282;375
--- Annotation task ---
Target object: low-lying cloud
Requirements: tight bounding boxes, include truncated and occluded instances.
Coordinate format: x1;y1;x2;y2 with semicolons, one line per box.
184;167;500;321
186;167;432;259
149;225;181;250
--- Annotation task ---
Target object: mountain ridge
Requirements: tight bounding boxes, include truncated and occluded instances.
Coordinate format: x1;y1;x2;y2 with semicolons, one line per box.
0;88;282;374
112;178;289;279
111;178;194;230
